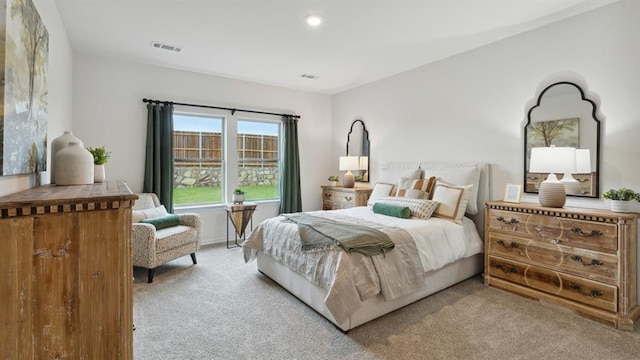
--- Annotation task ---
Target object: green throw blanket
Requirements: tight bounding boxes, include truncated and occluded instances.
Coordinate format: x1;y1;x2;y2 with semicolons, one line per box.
283;213;395;256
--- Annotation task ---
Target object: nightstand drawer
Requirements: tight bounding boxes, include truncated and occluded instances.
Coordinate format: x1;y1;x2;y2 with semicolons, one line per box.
321;186;371;210
487;256;617;312
487;233;617;284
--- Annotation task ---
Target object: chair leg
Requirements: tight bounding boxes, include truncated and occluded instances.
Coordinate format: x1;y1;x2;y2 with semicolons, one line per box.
147;268;155;283
190;253;197;265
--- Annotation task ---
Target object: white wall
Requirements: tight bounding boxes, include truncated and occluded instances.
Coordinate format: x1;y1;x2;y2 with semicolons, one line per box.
0;0;73;196
72;55;332;244
331;0;640;212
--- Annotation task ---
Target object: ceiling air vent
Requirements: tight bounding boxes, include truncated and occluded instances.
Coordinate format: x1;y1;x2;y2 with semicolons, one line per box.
300;74;318;80
151;41;182;53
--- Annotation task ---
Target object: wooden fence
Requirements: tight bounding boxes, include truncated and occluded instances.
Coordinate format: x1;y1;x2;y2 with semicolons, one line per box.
173;131;278;167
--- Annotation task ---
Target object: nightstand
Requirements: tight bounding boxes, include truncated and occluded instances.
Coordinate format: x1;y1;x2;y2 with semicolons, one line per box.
321;186;372;210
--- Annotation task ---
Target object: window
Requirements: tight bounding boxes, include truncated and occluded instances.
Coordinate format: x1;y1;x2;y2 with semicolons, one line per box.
237;119;280;201
172;113;281;207
173;114;224;206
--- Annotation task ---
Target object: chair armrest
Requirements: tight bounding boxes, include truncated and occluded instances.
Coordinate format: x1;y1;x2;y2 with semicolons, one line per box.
178;213;200;229
132;223;157;267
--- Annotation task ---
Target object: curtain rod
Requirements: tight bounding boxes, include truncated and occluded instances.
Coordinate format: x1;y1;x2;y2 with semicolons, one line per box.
142;98;300;119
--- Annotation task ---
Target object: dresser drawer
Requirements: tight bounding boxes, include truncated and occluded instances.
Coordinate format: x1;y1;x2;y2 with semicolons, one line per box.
487;233;617;284
488;209;618;252
487;256;617;312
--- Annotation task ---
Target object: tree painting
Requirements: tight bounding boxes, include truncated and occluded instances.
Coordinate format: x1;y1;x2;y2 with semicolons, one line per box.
0;0;48;176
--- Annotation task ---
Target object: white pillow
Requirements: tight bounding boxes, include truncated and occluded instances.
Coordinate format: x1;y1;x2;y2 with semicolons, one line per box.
423;166;481;214
132;205;168;223
374;197;440;220
367;182;396;206
431;181;472;225
378;167;422;185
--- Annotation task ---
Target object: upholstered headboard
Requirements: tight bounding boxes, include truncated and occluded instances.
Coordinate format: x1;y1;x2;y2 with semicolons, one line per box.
377;161;491;238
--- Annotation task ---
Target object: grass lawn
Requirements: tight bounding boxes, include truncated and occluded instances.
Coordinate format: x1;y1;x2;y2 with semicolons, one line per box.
174;185;278;206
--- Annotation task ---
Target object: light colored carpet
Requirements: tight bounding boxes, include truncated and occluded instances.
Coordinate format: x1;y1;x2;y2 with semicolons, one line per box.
133;244;640;360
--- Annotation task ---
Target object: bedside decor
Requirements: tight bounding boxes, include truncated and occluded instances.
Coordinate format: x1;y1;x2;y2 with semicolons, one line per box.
529;146;576;208
51;131;83;183
339;156;359;188
54;142;94;185
87;145;111;183
503;184;522;203
602;188;640;212
327;175;339;186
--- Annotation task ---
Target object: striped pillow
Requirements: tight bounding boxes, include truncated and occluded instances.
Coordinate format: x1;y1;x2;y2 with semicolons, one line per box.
374;197;440;220
396;176;437;198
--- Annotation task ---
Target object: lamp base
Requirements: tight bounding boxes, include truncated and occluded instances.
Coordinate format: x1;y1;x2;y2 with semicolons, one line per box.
561;173;582;195
342;172;355;188
538;178;566;208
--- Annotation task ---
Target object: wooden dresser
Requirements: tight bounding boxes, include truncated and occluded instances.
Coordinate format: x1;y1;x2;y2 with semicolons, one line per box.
0;181;137;359
484;201;640;330
321;185;372;210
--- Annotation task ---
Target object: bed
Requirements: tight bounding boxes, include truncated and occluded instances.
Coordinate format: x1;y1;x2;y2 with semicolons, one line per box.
243;162;490;331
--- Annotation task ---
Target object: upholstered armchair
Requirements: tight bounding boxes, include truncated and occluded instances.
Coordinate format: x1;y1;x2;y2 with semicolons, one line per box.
132;193;201;283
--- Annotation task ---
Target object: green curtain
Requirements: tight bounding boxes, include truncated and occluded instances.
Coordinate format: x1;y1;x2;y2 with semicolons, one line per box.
279;115;302;214
144;103;175;212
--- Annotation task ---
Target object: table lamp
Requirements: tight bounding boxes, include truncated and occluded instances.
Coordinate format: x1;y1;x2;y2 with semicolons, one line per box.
359;156;369;182
339;156;359;188
529;146;576;208
562;149;591;195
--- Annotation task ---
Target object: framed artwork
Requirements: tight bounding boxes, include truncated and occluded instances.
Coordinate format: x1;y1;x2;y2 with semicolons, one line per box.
503;184;522;203
525;117;579;169
0;0;49;176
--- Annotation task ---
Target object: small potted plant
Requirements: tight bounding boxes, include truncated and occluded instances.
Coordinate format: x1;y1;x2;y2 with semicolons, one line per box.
602;188;640;212
327;176;339;186
232;188;245;204
86;145;112;183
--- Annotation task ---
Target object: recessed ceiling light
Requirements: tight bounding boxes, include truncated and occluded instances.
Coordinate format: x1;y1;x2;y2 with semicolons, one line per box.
305;15;323;27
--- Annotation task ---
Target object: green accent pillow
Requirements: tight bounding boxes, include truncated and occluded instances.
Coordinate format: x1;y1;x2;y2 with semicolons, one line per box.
140;214;180;230
372;202;411;219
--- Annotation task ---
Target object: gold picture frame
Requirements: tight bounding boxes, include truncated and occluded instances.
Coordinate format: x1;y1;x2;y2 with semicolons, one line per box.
503;184;522;203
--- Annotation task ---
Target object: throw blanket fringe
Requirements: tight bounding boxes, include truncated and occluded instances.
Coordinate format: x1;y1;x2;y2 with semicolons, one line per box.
283;213;395;256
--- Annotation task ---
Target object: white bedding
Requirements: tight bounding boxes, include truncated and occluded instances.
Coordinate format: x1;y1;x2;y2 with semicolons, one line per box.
243;206;483;324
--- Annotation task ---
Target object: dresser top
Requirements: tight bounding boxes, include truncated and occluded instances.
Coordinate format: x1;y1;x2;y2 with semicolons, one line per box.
486;201;640;221
0;180;137;210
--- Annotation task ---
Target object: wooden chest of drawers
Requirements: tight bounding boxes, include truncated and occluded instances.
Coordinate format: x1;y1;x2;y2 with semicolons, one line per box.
321;186;371;210
484;201;640;330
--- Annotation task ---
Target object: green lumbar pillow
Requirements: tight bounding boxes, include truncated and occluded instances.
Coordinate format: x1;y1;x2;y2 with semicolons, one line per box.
140;214;180;229
373;202;411;219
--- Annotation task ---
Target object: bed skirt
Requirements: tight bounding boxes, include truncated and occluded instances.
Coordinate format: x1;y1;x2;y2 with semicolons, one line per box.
256;251;484;332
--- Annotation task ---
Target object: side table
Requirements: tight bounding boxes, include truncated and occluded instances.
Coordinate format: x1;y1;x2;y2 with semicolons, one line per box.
224;202;257;248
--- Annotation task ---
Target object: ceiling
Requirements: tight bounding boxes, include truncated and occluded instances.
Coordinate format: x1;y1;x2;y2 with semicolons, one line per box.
54;0;619;95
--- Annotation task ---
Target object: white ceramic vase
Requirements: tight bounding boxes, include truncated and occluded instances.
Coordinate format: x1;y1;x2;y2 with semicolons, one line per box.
50;131;84;184
232;194;245;204
54;142;94;185
610;200;630;213
94;164;105;183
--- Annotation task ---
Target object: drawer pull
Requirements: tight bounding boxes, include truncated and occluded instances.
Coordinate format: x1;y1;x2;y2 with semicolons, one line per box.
569;284;603;298
551;239;561;244
344;196;353;201
496;239;520;249
494;263;519;274
570;227;603;237
570;255;604;267
496;216;519;225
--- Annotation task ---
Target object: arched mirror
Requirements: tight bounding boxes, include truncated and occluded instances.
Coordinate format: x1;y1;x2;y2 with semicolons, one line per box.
346;119;370;182
524;81;600;197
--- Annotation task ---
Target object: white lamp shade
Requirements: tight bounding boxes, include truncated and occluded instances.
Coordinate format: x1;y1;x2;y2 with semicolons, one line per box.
358;156;369;170
339;156;359;171
575;149;591;174
529;147;576;174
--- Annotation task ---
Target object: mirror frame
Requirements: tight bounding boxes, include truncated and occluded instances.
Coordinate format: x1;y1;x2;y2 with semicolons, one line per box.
346;119;370;182
524;81;601;198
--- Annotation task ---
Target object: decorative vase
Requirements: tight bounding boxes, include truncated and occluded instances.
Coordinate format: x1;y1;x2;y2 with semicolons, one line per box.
610;200;630;213
50;131;83;184
94;164;105;183
54;142;94;185
232;194;245;204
